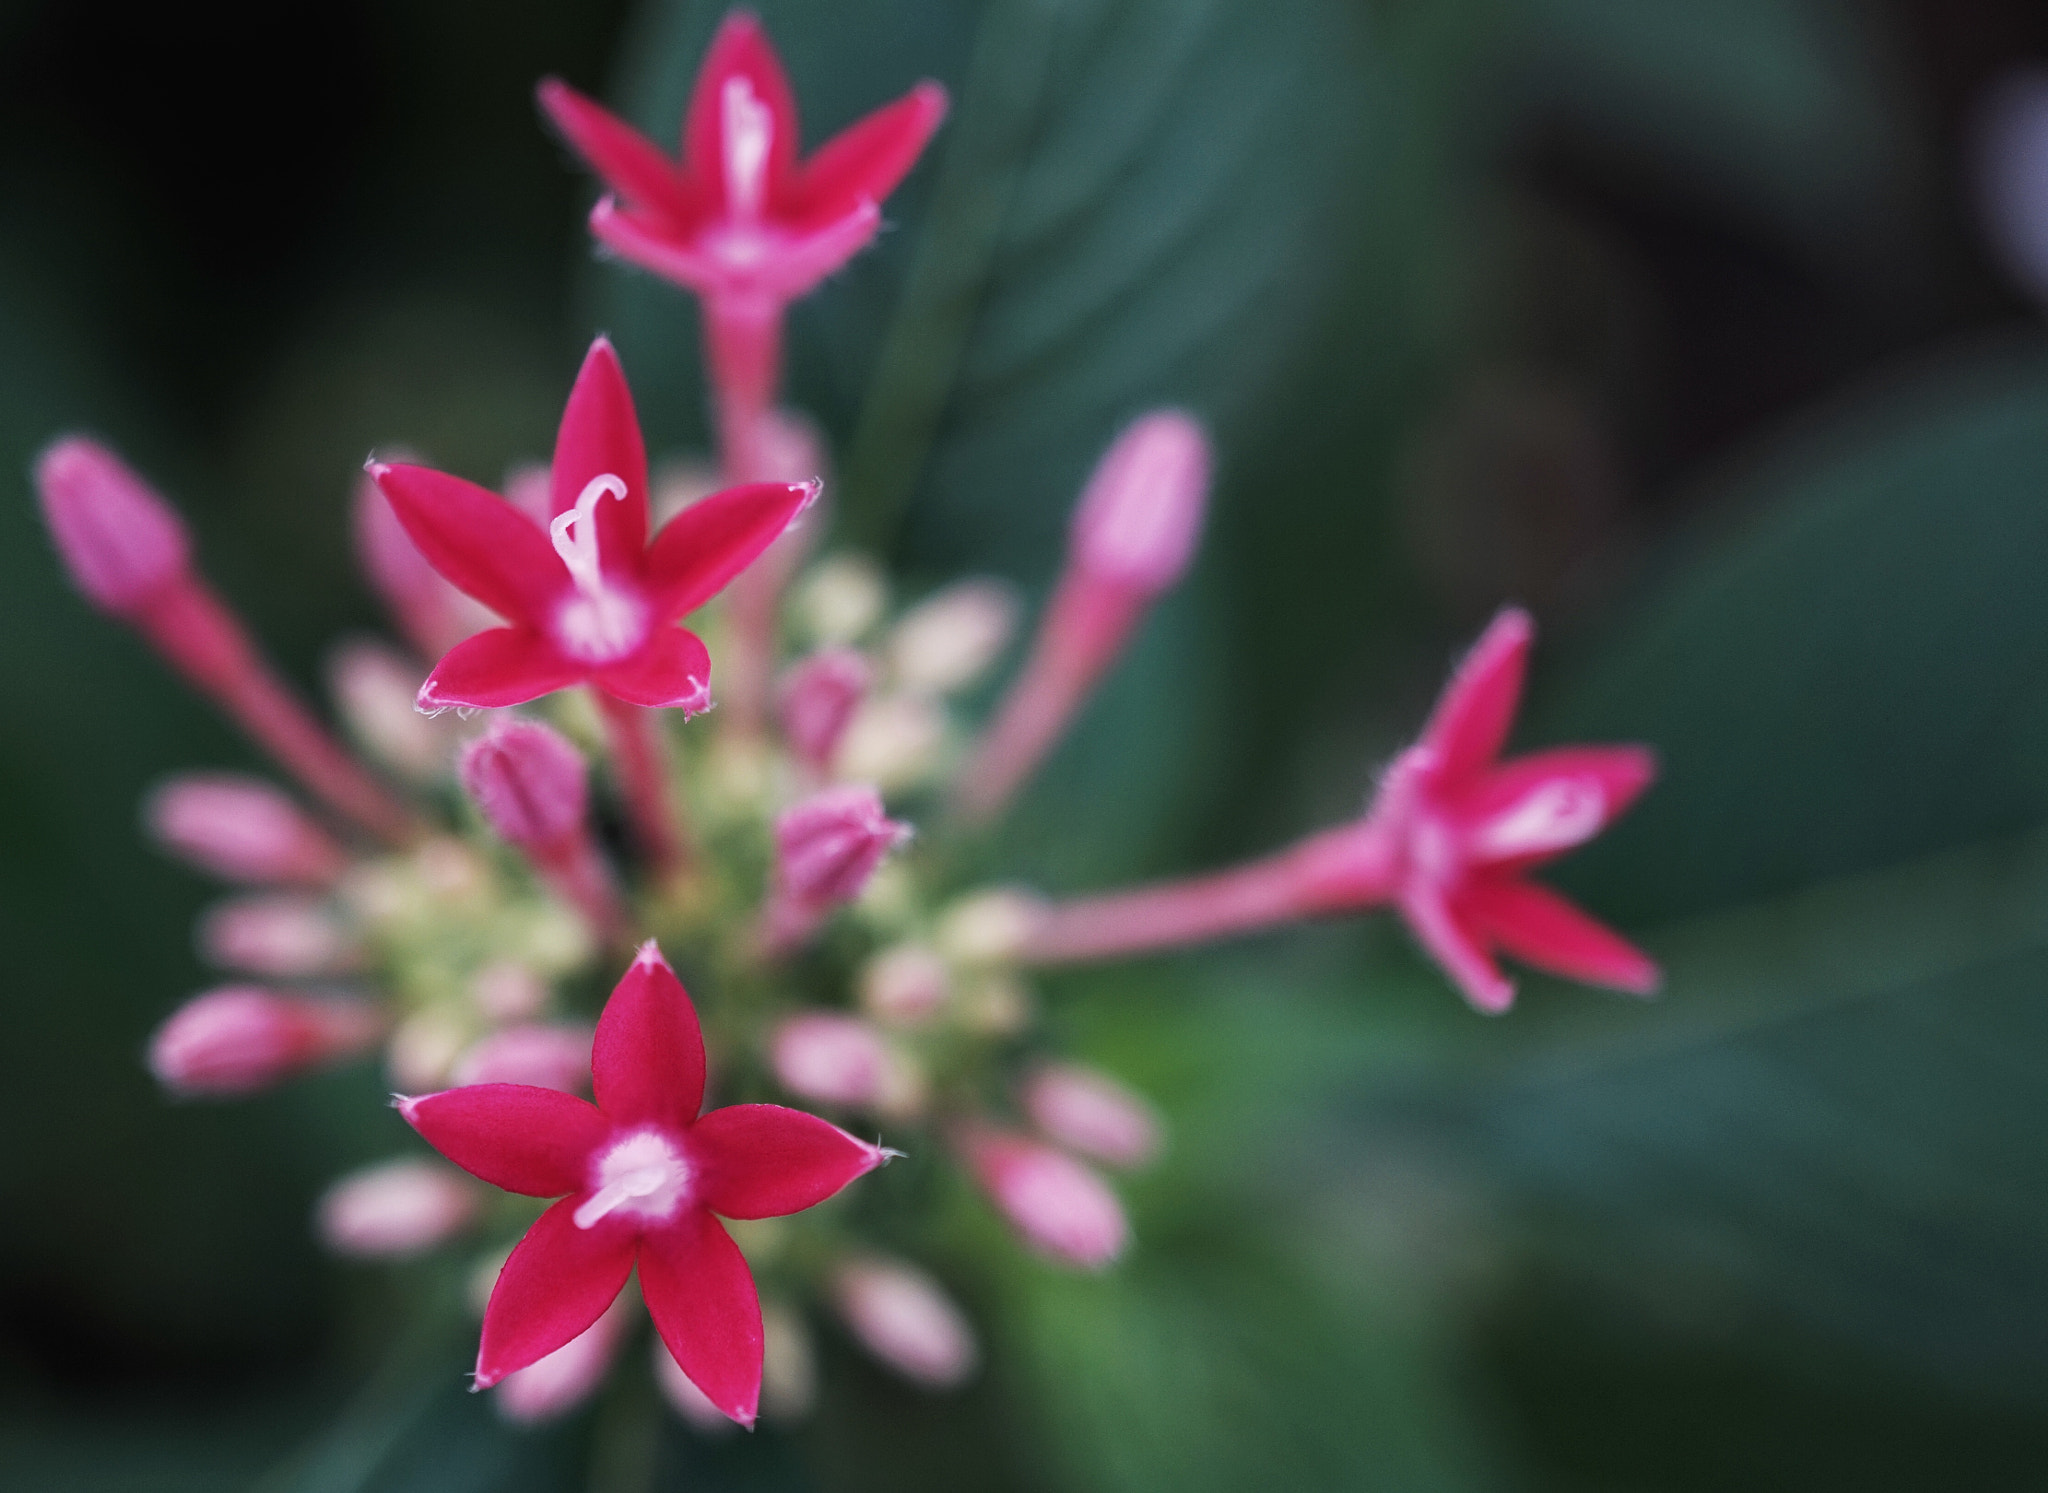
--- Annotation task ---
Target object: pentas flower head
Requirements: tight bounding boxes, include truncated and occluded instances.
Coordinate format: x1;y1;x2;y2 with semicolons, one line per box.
1296;607;1659;1012
397;941;892;1423
539;11;947;308
369;338;817;712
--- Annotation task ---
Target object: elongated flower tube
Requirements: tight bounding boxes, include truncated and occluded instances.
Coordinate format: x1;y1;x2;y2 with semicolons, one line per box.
36;437;417;844
149;986;383;1097
460;719;626;941
145;773;346;886
1024;609;1659;1012
759;786;912;953
831;1256;978;1389
539;12;946;480
956;412;1212;822
398;942;893;1422
956;1127;1128;1271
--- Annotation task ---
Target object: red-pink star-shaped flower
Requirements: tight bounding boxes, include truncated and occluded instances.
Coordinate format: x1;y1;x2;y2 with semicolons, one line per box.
399;941;891;1423
1295;608;1659;1011
538;11;946;309
368;337;815;712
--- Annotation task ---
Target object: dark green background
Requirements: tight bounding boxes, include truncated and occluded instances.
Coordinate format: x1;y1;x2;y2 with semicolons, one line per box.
6;0;2048;1487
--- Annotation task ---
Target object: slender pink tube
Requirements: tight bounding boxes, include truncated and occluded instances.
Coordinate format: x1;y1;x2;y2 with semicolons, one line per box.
595;691;689;880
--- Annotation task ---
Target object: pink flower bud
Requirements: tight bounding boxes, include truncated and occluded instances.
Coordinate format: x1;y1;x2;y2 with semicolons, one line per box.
316;1158;481;1258
459;720;588;850
773;786;911;912
144;773;346;885
450;1023;593;1093
776;647;871;771
198;894;359;977
148;986;382;1096
771;1012;889;1108
831;1257;979;1388
959;1130;1129;1270
327;640;450;781
34;436;190;616
353;466;489;657
1021;1063;1163;1170
858;944;951;1027
497;1294;633;1423
1069;411;1211;594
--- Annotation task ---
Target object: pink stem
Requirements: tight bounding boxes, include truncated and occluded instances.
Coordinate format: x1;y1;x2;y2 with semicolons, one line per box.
531;832;630;945
704;294;788;737
595;691;688;879
138;578;417;845
955;580;1140;823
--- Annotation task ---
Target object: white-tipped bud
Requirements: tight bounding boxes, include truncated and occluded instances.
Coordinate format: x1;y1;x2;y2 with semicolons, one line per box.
832;1256;979;1389
887;580;1019;695
450;1023;593;1093
858;944;951;1027
1022;1063;1163;1170
328;640;451;781
145;773;345;885
793;555;888;645
833;695;945;790
198;894;359;977
1068;410;1211;596
316;1158;481;1258
496;1296;632;1423
35;436;190;617
959;1130;1129;1270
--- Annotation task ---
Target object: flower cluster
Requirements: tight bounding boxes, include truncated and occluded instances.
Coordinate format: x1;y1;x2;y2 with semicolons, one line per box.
33;9;1656;1430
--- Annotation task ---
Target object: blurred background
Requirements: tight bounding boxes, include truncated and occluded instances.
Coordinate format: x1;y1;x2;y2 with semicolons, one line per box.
7;0;2048;1487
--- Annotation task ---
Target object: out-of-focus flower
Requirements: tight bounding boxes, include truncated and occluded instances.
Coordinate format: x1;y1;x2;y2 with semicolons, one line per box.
317;1158;482;1258
144;773;345;886
398;942;893;1423
353;465;492;659
761;786;912;951
198;894;360;977
956;1128;1128;1270
451;1023;594;1093
776;647;871;771
149;986;382;1097
887;581;1018;696
770;1012;891;1108
496;1294;636;1424
831;1255;979;1388
1021;1063;1162;1170
460;720;626;939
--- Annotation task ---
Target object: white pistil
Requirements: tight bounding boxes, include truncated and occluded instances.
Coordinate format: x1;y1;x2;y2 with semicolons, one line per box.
1470;778;1606;860
721;75;772;221
574;1129;690;1230
550;474;628;597
548;473;646;662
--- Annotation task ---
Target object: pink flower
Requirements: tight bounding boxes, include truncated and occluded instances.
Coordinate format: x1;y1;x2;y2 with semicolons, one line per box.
369;338;816;713
956;1128;1128;1270
538;13;946;314
1287;607;1658;1012
398;941;892;1423
144;773;345;885
760;785;911;951
149;986;383;1097
316;1158;481;1258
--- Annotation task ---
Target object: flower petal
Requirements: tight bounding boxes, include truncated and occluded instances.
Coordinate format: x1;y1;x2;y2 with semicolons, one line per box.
418;627;584;710
1454;745;1657;869
370;462;559;625
591;942;705;1129
1464;876;1661;995
639;1207;763;1427
682;10;799;215
1417;607;1533;784
645;480;817;621
537;78;702;230
788;82;948;230
1400;886;1515;1014
595;626;713;711
691;1104;888;1220
397;1084;609;1196
549;339;649;578
475;1196;638;1388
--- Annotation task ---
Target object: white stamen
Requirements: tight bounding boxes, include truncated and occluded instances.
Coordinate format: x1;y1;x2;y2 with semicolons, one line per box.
550;473;629;599
574;1129;690;1229
721;76;773;220
548;474;647;662
1469;778;1606;861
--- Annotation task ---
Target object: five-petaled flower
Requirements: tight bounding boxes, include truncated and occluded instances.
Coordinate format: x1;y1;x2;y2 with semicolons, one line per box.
369;337;816;712
539;11;947;314
398;941;893;1423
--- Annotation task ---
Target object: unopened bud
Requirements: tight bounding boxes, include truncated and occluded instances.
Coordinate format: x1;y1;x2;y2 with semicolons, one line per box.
1022;1063;1163;1169
833;695;945;790
832;1256;979;1389
34;436;190;616
761;1300;817;1424
144;773;345;885
771;1012;891;1108
655;1337;736;1434
316;1158;481;1258
858;944;951;1027
148;986;381;1096
353;466;490;657
497;1295;633;1423
773;786;912;914
959;1130;1129;1270
451;1023;593;1093
199;894;360;977
460;720;588;850
469;960;549;1023
328;640;451;781
1069;411;1211;594
792;555;887;645
935;889;1046;967
887;581;1018;695
776;647;871;771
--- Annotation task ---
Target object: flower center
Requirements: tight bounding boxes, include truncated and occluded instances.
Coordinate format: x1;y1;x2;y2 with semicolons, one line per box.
721;75;772;221
574;1128;690;1230
549;473;648;663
